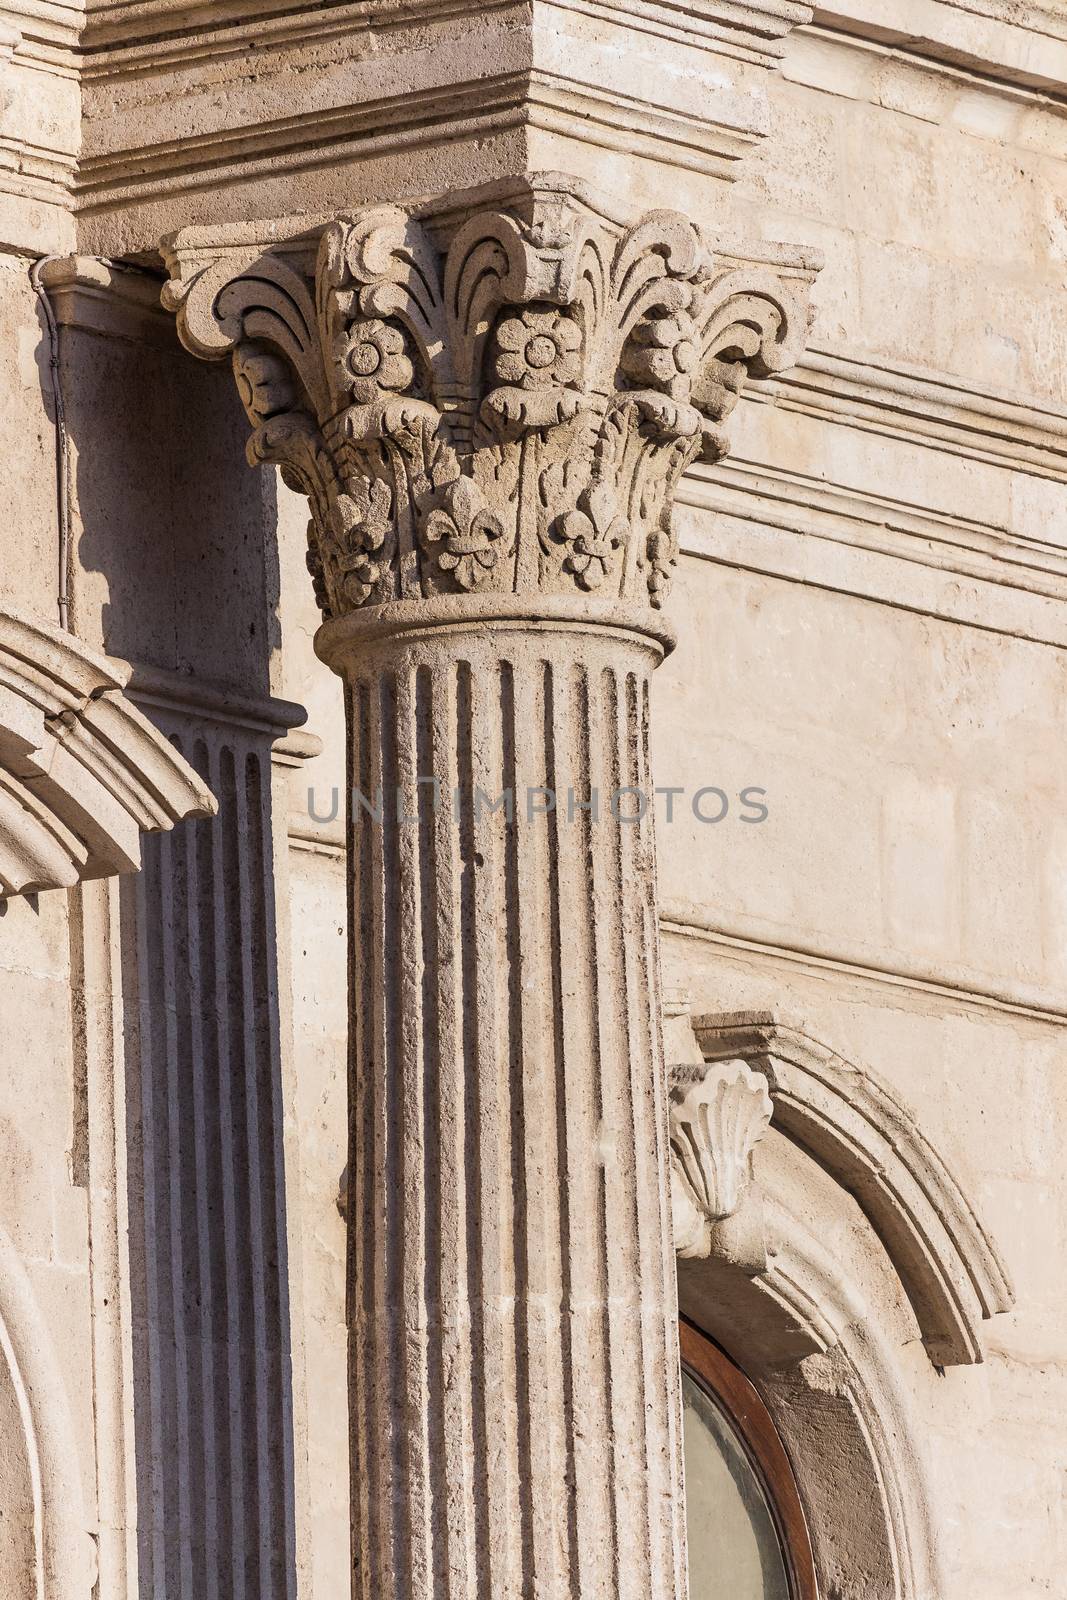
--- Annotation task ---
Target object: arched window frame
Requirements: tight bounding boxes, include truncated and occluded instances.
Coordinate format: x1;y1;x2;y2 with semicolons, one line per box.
680;1317;818;1600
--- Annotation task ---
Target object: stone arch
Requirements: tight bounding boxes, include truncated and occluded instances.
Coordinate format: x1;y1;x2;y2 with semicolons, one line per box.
678;1184;945;1600
0;1223;94;1599
690;1010;1013;1367
668;1004;1013;1599
0;606;214;898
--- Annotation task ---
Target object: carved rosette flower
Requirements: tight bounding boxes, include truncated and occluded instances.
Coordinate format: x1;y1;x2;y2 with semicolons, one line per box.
492;307;582;390
336;317;413;406
422;477;510;592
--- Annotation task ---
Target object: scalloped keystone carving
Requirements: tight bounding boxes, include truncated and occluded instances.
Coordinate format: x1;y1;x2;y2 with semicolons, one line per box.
669;1058;773;1259
0;608;216;897
162;172;818;625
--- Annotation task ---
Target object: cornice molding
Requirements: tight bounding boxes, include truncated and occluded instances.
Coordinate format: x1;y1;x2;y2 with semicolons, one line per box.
0;608;216;897
122;660;311;738
35;253;173;341
3;0;810;244
809;0;1067;96
12;0;1067;247
700;458;1067;592
0;0;81;56
763;346;1067;484
74;69;765;213
680;455;1067;649
661;902;1067;1026
161;171;817;625
0;137;75;201
674;342;1067;651
76;0;810;68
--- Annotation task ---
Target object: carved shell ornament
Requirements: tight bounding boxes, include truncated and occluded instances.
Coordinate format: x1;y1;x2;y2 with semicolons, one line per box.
669;1059;773;1259
163;176;816;621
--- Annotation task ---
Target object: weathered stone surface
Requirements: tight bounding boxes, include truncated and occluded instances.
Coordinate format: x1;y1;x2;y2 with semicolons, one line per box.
3;4;1067;1600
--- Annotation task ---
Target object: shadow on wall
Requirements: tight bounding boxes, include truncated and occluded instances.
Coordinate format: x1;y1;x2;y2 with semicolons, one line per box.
49;278;282;686
34;280;297;1597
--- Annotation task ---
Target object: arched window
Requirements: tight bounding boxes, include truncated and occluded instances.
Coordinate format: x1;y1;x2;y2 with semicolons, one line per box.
681;1320;817;1600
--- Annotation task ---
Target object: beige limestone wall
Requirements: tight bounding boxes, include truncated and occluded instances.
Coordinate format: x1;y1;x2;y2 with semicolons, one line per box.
1;1;1066;1597
0;884;96;1594
2;255;67;622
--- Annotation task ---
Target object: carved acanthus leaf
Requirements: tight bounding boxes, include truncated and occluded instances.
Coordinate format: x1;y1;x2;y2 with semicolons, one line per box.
669;1058;773;1260
162;176;817;621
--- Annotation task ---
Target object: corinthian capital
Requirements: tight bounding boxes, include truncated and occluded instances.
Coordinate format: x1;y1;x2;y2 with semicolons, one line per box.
163;173;817;621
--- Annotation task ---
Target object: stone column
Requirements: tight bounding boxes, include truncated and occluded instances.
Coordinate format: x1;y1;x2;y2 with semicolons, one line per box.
327;593;679;1599
162;174;816;1600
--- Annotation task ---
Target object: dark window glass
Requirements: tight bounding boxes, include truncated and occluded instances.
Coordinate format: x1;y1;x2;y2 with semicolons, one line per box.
681;1322;817;1600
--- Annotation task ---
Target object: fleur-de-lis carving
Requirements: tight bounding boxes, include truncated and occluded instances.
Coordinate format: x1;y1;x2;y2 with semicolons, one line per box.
335;479;394;606
553;486;626;592
422;477;510;591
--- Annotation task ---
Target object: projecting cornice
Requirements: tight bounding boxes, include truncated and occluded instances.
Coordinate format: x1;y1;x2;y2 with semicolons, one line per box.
0;609;216;898
12;0;1066;257
79;0;813;67
161;172;817;626
808;0;1067;96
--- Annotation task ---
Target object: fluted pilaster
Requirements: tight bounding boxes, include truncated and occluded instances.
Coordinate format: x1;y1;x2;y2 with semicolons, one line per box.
124;718;295;1600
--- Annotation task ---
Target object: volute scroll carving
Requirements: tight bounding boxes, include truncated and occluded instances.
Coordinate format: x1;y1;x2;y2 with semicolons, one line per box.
162;174;818;624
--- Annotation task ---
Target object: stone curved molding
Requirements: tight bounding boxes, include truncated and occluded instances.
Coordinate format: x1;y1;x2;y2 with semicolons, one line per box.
0;1223;96;1599
677;1195;946;1600
690;1009;1014;1366
0;608;216;897
669;1058;772;1259
162;170;817;625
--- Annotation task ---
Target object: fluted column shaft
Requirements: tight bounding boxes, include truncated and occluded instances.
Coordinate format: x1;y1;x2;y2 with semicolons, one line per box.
319;597;686;1600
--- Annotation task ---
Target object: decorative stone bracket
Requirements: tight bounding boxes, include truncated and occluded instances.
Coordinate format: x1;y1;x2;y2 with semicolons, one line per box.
664;996;773;1274
162;172;817;626
0;607;215;897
